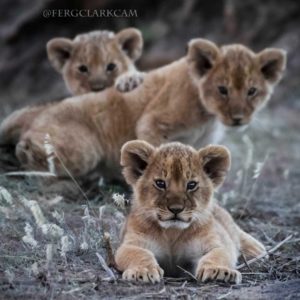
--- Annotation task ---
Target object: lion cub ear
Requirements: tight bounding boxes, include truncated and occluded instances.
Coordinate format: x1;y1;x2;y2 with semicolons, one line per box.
115;28;143;62
198;145;231;188
47;38;74;72
187;38;220;78
257;48;287;83
121;140;155;185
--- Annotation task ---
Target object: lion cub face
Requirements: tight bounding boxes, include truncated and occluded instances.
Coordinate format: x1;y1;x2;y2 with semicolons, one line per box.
187;39;287;126
47;28;143;95
121;141;230;229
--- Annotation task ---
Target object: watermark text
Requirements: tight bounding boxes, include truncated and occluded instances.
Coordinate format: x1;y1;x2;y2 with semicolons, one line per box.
43;9;138;18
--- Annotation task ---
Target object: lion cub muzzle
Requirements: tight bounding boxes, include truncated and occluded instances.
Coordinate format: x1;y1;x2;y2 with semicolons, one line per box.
88;78;108;92
157;195;191;228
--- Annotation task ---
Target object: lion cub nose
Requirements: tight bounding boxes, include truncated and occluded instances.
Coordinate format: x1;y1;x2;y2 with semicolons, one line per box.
91;84;105;92
232;117;243;126
167;205;184;215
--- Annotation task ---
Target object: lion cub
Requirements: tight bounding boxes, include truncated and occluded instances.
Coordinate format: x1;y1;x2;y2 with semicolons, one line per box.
47;28;144;95
0;28;144;147
116;141;266;284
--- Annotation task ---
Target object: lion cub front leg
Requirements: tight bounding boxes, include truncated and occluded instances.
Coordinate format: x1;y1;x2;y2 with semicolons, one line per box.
115;244;164;283
196;247;242;284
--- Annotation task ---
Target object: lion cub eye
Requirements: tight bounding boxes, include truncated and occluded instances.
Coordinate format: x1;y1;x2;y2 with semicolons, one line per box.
106;63;117;72
247;87;257;97
154;179;166;190
218;86;228;96
186;181;198;191
78;65;88;73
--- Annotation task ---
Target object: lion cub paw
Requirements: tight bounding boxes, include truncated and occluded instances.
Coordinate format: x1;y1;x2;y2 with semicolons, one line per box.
196;264;242;284
240;232;268;259
115;71;144;93
122;264;164;283
248;241;268;259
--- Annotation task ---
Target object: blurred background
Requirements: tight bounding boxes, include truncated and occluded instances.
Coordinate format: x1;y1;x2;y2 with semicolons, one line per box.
0;0;299;118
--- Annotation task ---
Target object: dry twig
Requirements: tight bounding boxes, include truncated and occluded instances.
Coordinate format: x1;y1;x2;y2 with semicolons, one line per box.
96;252;116;281
237;234;293;270
103;232;117;269
176;265;197;281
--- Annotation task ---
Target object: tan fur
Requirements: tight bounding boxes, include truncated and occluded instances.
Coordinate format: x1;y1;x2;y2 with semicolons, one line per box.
47;28;144;95
115;141;266;283
0;39;286;177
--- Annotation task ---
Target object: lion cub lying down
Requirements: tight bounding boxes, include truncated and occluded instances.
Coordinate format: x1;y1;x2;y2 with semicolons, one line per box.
0;28;144;151
116;141;266;284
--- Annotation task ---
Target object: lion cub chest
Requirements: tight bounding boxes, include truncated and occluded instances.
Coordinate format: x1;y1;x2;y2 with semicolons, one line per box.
148;236;204;277
170;118;224;148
